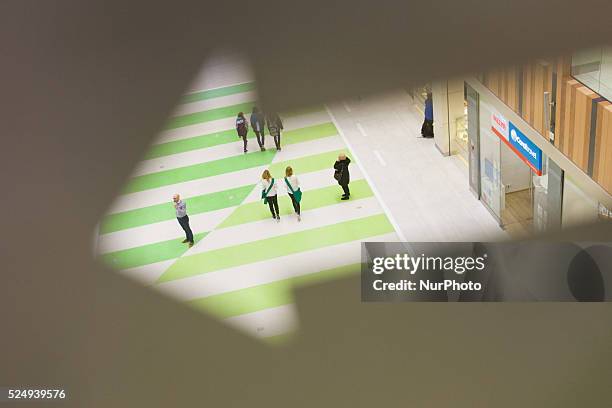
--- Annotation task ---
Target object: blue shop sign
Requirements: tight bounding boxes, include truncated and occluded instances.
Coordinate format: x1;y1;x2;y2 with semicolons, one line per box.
508;122;543;175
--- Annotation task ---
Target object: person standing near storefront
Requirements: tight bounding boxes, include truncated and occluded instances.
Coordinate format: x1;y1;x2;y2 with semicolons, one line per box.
250;106;267;151
173;194;194;247
236;111;249;153
261;169;280;222
334;153;351;200
421;92;434;138
266;112;284;151
284;166;302;221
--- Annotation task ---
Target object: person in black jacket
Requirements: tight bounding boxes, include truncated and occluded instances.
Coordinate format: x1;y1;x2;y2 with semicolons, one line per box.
236;112;249;153
250;106;267;151
266;111;284;151
334;153;351;200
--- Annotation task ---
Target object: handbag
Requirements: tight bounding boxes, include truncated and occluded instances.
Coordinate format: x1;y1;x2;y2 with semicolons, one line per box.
285;177;302;203
262;178;275;204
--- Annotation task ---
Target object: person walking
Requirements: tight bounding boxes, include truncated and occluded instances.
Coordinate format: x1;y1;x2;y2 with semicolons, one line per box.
173;194;194;247
334;153;351;200
284;166;302;221
261;169;280;222
421;92;434;138
236;111;249;153
266;111;284;151
250;106;267;151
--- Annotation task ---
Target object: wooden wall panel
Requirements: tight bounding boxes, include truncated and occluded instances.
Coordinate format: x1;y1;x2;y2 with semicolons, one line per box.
594;103;612;193
482;55;611;196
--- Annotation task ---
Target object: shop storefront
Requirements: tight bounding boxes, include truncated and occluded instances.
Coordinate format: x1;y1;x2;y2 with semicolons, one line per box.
465;82;564;236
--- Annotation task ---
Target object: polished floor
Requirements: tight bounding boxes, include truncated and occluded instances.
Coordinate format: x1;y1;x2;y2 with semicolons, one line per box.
96;52;507;342
96;52;400;342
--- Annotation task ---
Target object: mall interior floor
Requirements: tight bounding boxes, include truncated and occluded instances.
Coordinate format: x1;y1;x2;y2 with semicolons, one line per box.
97;52;508;342
327;93;508;242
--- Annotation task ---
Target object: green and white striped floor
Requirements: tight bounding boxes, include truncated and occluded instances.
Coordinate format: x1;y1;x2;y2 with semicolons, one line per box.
97;78;400;342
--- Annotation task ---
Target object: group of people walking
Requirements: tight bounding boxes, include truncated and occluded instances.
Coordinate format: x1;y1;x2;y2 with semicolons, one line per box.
172;153;352;247
236;107;284;153
259;153;352;221
260;166;302;222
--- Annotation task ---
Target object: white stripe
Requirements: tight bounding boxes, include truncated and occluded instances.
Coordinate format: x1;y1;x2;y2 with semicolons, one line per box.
156;232;398;301
373;150;387;167
185;53;254;94
182;80;253;99
356;122;368;137
98;207;236;254
119;259;175;286
222;304;298;338
326;105;408;242
107;136;347;214
157;117;237;144
133;140;257;177
186;197;383;255
172;91;256;116
343;101;352;113
281;109;331;131
133;115;336;177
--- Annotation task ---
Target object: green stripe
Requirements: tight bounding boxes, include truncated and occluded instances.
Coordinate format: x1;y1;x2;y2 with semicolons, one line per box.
269;149;345;178
188;263;360;319
180;82;256;104
124;146;344;194
158;214;393;282
124;150;276;194
101;185;254;234
166;102;255;130
144;122;337;160
101;233;207;270
219;179;372;229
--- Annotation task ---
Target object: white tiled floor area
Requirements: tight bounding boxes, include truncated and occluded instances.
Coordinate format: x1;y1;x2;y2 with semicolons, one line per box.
327;90;509;242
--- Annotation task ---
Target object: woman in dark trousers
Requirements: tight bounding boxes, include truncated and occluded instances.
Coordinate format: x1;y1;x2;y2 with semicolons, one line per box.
236;112;249;153
421;92;434;138
334;153;351;200
261;169;280;222
266;111;284;151
284;166;302;221
250;106;267;151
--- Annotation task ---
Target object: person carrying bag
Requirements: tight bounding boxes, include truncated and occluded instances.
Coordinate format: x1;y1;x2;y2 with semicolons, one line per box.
284;166;302;221
261;169;280;221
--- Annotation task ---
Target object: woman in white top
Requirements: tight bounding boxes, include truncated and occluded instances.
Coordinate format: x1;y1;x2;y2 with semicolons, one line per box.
261;169;280;222
284;166;302;221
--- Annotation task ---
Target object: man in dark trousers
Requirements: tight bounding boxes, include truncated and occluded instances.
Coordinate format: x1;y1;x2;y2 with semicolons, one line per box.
266;111;284;151
250;106;267;151
421;92;434;138
173;194;194;247
334;153;351;200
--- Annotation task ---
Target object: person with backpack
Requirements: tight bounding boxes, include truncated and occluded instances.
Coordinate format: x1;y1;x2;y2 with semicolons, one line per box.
236;111;249;153
250;106;267;151
284;166;302;221
266;111;284;151
333;153;351;200
421;92;434;138
261;169;280;222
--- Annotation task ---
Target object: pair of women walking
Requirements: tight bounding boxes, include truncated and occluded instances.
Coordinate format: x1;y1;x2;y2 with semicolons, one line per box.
261;166;302;222
236;108;284;153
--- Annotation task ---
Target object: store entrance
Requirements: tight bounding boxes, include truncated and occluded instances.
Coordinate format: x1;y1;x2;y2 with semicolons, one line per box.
500;143;534;237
